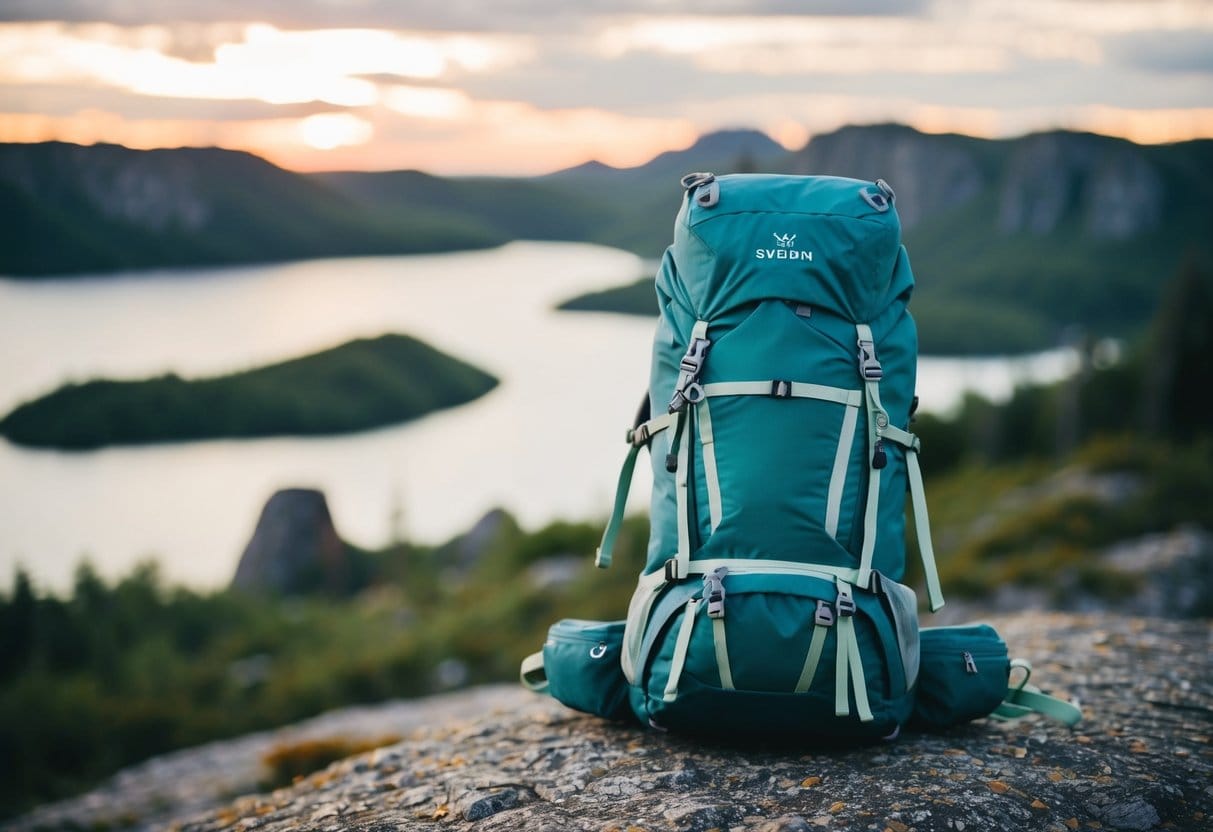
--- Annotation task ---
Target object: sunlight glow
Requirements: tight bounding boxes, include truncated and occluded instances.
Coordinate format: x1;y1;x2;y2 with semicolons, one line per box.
0;22;529;106
298;113;373;151
383;85;471;120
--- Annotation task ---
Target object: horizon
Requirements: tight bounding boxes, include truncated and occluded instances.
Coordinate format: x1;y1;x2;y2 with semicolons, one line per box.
2;2;1212;176
4;119;1207;178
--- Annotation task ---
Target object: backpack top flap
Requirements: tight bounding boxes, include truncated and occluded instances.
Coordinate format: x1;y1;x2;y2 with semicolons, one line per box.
667;174;911;324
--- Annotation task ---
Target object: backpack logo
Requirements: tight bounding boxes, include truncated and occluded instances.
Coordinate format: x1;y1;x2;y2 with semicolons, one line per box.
756;232;813;261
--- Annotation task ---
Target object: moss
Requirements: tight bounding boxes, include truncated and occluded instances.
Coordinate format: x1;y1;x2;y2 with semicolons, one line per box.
260;735;401;791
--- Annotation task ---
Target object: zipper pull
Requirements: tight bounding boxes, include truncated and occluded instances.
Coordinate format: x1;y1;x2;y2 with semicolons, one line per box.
703;567;727;619
963;651;978;674
872;438;887;469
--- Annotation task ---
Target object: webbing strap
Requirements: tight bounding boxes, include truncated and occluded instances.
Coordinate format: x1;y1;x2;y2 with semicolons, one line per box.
595;443;641;569
595;412;677;570
993;687;1083;726
857;436;882;592
519;651;548;694
697;399;723;531
712;617;734;690
673;409;692;580
855;324;884;591
906;449;945;611
637;558;862;590
630;412;676;446
794;623;829;693
663;598;699;702
881;423;919;451
832;587;874;722
845;618;873;721
701;381;862;407
825;404;860;538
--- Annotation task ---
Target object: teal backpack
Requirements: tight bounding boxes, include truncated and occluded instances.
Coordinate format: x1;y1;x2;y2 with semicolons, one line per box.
522;172;1080;740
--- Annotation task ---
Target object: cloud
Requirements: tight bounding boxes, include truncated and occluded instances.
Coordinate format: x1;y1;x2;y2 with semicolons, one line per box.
0;22;531;105
0;82;340;120
1108;29;1213;74
3;1;1213;175
0;0;929;29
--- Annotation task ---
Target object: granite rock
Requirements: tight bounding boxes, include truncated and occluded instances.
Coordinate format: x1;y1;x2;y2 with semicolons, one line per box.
9;613;1211;832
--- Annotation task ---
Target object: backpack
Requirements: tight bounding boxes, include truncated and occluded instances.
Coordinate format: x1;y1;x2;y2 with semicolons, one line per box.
521;172;1080;740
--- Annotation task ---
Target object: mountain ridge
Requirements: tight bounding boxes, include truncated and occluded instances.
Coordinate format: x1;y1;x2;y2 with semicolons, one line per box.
3;126;1211;352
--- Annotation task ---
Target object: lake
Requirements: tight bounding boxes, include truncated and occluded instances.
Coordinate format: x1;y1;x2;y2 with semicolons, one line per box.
0;242;1077;592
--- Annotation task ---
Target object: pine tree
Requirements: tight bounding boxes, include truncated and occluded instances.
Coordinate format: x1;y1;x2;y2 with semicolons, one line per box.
1144;259;1213;439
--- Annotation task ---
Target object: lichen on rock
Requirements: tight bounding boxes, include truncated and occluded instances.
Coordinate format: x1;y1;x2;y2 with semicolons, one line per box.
10;613;1212;832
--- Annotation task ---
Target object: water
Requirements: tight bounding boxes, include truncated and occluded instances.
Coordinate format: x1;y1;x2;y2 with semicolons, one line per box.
0;242;1077;592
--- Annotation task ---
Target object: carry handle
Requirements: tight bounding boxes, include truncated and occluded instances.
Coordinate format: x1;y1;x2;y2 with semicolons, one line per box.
520;651;549;694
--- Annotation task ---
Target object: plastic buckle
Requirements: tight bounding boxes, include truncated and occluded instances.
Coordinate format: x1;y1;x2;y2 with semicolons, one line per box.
679;338;711;373
680;172;719;207
680;171;716;190
668;337;712;412
628;423;650;447
857;339;883;380
814;599;835;627
835;591;856;618
663;559;683;582
703;567;727;619
770;379;792;399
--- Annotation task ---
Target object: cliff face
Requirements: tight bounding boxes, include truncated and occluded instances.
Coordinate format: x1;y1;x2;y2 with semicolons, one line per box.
0;142;500;277
792;125;1168;240
12;612;1211;832
996;132;1164;240
794;125;988;231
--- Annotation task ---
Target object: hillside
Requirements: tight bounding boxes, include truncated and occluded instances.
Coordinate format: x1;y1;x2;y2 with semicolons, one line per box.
791;125;1213;352
550;125;1213;353
0;334;498;449
0;142;502;277
6;127;1212;352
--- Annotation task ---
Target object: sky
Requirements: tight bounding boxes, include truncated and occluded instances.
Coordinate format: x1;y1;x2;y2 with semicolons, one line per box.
1;1;1212;175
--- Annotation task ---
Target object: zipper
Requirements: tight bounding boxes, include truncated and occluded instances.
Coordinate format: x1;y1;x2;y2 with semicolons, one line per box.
963;650;979;674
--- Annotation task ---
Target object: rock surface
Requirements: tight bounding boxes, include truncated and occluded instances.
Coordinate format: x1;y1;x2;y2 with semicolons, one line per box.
9;613;1212;832
231;489;348;595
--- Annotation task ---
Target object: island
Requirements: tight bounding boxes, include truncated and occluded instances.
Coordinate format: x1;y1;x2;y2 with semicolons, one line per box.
0;334;498;450
556;276;657;317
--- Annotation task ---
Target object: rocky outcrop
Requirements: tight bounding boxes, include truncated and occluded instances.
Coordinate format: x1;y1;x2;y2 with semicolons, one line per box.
230;489;348;595
793;125;987;230
436;508;520;581
997;132;1164;239
792;125;1167;241
10;612;1211;831
0;142;213;232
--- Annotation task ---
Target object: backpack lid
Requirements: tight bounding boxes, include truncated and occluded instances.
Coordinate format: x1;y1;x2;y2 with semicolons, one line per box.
668;174;911;323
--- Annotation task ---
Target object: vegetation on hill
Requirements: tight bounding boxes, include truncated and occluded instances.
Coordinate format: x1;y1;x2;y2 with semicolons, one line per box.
0;142;502;278
546;127;1213;354
6;128;1211;354
556;276;657;316
0;334;498;449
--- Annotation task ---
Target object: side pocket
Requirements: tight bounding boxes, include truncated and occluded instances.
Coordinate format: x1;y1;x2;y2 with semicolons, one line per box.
911;623;1010;730
543;619;633;722
880;576;920;692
